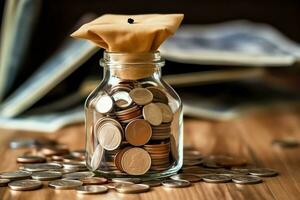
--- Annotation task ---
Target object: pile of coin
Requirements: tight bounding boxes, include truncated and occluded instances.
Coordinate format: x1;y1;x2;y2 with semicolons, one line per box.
88;82;175;175
0;138;280;194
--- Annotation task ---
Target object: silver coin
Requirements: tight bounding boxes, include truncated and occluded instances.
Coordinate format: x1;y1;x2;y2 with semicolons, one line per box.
170;174;202;182
142;179;162;187
31;171;62;181
232;175;263;184
48;179;82;190
8;179;42;191
62;171;95;180
0;179;10;186
202;174;232;183
112;91;132;108
9;139;36;149
23;163;62;172
91;144;104;171
162;180;191;188
248;168;278;177
63;162;87;170
0;171;32;180
106;182;133;189
95;95;114;114
111;177;142;184
115;183;150;194
76;185;108;194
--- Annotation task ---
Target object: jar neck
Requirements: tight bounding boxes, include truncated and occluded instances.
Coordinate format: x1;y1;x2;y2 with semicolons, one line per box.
100;51;165;80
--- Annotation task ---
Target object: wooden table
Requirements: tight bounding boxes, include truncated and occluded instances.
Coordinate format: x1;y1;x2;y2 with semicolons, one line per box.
1;108;300;200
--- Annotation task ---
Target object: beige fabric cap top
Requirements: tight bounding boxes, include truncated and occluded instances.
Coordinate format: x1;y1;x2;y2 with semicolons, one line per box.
71;14;184;52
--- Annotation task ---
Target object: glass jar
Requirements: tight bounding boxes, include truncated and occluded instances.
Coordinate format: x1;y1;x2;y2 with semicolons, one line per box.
85;51;183;179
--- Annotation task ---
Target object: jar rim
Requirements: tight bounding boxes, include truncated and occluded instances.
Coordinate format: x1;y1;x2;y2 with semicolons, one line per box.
100;51;165;68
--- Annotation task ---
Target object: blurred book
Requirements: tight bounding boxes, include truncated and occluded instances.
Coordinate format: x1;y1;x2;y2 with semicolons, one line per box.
0;6;300;132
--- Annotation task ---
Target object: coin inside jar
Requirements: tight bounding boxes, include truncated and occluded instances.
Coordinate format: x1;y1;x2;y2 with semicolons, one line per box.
95;94;114;114
155;103;173;123
129;88;153;105
112;91;132;108
125;119;152;146
121;147;151;175
147;86;168;103
143;103;163;126
97;123;122;151
90;144;104;171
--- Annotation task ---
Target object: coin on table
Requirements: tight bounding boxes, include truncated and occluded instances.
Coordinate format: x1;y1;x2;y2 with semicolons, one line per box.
162;180;191;188
62;171;95;180
125;119;152;146
97;123;122;151
232;175;262;184
115;183;150;194
91;144;104;171
155;103;173;123
112;91;132;108
62;162;87;170
48;179;83;190
17;155;47;163
0;179;10;186
121;147;151;175
147;87;168;104
106;182;134;189
95;94;114;114
23;163;63;172
80;177;108;185
31;171;62;181
0;171;32;180
129;88;153;105
170;174;202;182
142;179;162;187
76;185;108;194
111;177;142;184
202;174;232;183
248;168;278;177
143;103;163;126
8;179;42;191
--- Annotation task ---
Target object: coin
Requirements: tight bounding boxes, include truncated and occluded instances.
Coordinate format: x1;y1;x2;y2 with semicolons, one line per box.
80;177;108;185
8;179;42;191
106;182;133;189
232;175;262;184
63;162;87;170
111;177;142;184
129;88;153;105
112;91;132;108
121;147;151;175
17;155;46;163
48;179;83;190
40;145;69;156
23;163;63;172
142;179;162;187
0;171;32;180
76;185;108;194
147;87;168;104
91;144;104;171
62;171;95;180
115;183;150;194
155;103;173;123
272;138;300;148
170;174;202;182
143;103;163;126
97;123;122;151
95;94;114;114
0;179;10;186
248;168;279;177
202;174;232;183
125;119;152;146
162;180;191;188
31;171;62;181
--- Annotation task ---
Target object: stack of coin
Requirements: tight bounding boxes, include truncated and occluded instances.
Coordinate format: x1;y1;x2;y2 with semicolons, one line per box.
88;82;175;175
144;142;170;171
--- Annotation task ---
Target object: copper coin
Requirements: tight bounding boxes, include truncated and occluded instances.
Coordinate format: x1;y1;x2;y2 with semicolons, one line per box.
143;103;163;126
17;155;46;163
155;103;173;123
121;147;151;175
125;119;152;146
129;88;153;105
80;177;108;185
147;87;168;103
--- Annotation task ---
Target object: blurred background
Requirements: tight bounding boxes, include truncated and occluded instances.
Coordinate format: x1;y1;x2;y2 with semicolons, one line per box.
0;0;300;132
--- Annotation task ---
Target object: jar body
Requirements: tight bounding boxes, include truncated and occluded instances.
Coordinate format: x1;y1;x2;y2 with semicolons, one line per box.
85;52;183;179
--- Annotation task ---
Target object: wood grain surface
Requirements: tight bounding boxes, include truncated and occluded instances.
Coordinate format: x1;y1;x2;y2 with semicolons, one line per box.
0;108;300;200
